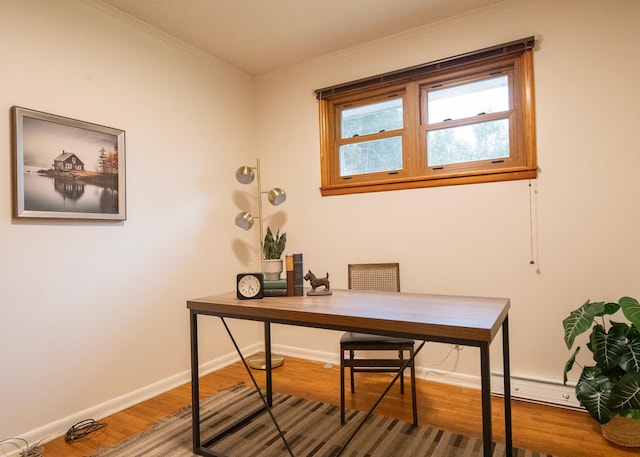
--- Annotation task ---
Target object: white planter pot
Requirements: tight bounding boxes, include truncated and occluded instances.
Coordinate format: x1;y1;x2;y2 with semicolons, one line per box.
262;259;283;281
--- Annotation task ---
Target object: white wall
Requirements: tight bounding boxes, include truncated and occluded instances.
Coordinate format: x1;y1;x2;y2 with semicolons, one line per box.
0;0;260;440
3;0;640;446
255;0;640;389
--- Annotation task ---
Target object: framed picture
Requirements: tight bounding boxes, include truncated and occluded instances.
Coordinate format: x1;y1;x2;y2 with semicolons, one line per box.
11;106;126;221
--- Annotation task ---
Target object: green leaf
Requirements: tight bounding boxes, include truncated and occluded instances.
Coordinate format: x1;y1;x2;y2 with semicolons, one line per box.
564;346;580;385
620;296;640;329
563;300;598;349
590;324;627;370
263;227;286;259
609;320;631;336
609;372;640;411
619;337;640;372
576;376;616;424
263;227;274;259
602;301;621;316
619;409;640;419
579;366;604;384
275;231;286;258
586;301;607;315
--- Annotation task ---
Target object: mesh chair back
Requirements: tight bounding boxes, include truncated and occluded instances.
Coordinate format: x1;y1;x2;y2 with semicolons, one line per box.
348;263;400;292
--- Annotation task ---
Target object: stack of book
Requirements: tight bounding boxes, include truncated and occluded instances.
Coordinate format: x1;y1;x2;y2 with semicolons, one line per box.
263;278;287;297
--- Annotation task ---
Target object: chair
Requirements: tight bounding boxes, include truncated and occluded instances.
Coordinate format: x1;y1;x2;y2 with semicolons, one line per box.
340;263;418;425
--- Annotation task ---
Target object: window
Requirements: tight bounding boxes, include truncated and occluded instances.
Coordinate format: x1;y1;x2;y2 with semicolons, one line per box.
316;37;537;196
339;95;404;176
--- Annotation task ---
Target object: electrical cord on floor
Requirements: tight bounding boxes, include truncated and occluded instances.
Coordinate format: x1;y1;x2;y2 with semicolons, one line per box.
22;442;43;457
0;437;44;457
64;419;107;442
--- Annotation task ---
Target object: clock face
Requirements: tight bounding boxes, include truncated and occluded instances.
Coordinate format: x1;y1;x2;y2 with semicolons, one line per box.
236;273;264;300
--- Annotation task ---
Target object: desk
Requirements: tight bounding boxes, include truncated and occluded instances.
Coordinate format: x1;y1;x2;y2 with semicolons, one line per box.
188;289;512;457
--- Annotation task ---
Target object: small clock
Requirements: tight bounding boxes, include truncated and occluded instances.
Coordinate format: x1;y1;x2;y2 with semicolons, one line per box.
236;273;264;300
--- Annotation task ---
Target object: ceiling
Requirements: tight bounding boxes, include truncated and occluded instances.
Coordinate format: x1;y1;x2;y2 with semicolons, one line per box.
99;0;503;75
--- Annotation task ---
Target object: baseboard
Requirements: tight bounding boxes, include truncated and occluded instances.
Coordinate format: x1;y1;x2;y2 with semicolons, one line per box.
275;343;581;409
24;342;581;449
273;343;341;366
19;342;263;447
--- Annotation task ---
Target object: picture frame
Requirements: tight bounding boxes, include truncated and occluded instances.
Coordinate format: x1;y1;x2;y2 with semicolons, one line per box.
11;106;126;221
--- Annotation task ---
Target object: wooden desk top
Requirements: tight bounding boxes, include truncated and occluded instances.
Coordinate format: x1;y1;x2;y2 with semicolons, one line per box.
188;289;510;344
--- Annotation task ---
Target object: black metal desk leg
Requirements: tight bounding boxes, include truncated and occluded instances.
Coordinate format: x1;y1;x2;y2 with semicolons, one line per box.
264;322;273;407
480;342;492;457
503;316;513;457
190;310;202;454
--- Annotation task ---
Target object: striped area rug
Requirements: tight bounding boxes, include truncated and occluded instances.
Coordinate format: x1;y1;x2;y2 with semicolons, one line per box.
91;384;555;457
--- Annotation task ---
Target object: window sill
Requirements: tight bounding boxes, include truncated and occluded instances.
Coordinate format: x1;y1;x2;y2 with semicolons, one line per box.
320;168;538;196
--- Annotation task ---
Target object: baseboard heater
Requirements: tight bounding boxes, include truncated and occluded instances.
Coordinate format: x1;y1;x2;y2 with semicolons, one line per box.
490;372;582;410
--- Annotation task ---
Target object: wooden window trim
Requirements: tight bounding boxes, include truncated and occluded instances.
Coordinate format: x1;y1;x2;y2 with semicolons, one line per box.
317;37;537;196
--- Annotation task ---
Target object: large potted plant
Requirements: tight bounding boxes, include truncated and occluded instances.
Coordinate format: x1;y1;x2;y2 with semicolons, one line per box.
261;226;286;280
563;296;640;446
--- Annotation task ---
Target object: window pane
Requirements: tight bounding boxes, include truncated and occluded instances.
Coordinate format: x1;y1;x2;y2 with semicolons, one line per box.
427;76;508;123
341;98;403;138
427;119;509;166
340;136;402;176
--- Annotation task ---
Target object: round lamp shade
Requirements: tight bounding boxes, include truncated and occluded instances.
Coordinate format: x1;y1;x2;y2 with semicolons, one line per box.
235;166;255;184
234;212;254;230
267;188;286;206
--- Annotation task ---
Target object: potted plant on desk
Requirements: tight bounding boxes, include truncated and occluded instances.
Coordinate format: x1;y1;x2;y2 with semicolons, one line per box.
261;226;286;280
563;296;640;446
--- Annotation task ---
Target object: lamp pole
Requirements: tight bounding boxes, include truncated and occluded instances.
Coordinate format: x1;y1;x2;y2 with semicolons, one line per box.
256;158;264;258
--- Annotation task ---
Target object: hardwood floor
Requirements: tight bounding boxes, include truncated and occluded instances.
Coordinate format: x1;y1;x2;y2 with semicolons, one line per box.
43;356;637;457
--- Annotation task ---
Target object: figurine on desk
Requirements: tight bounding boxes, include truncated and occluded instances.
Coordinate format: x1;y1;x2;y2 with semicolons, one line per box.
304;270;332;295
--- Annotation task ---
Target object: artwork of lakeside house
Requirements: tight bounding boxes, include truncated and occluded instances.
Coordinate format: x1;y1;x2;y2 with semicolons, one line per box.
12;107;126;220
